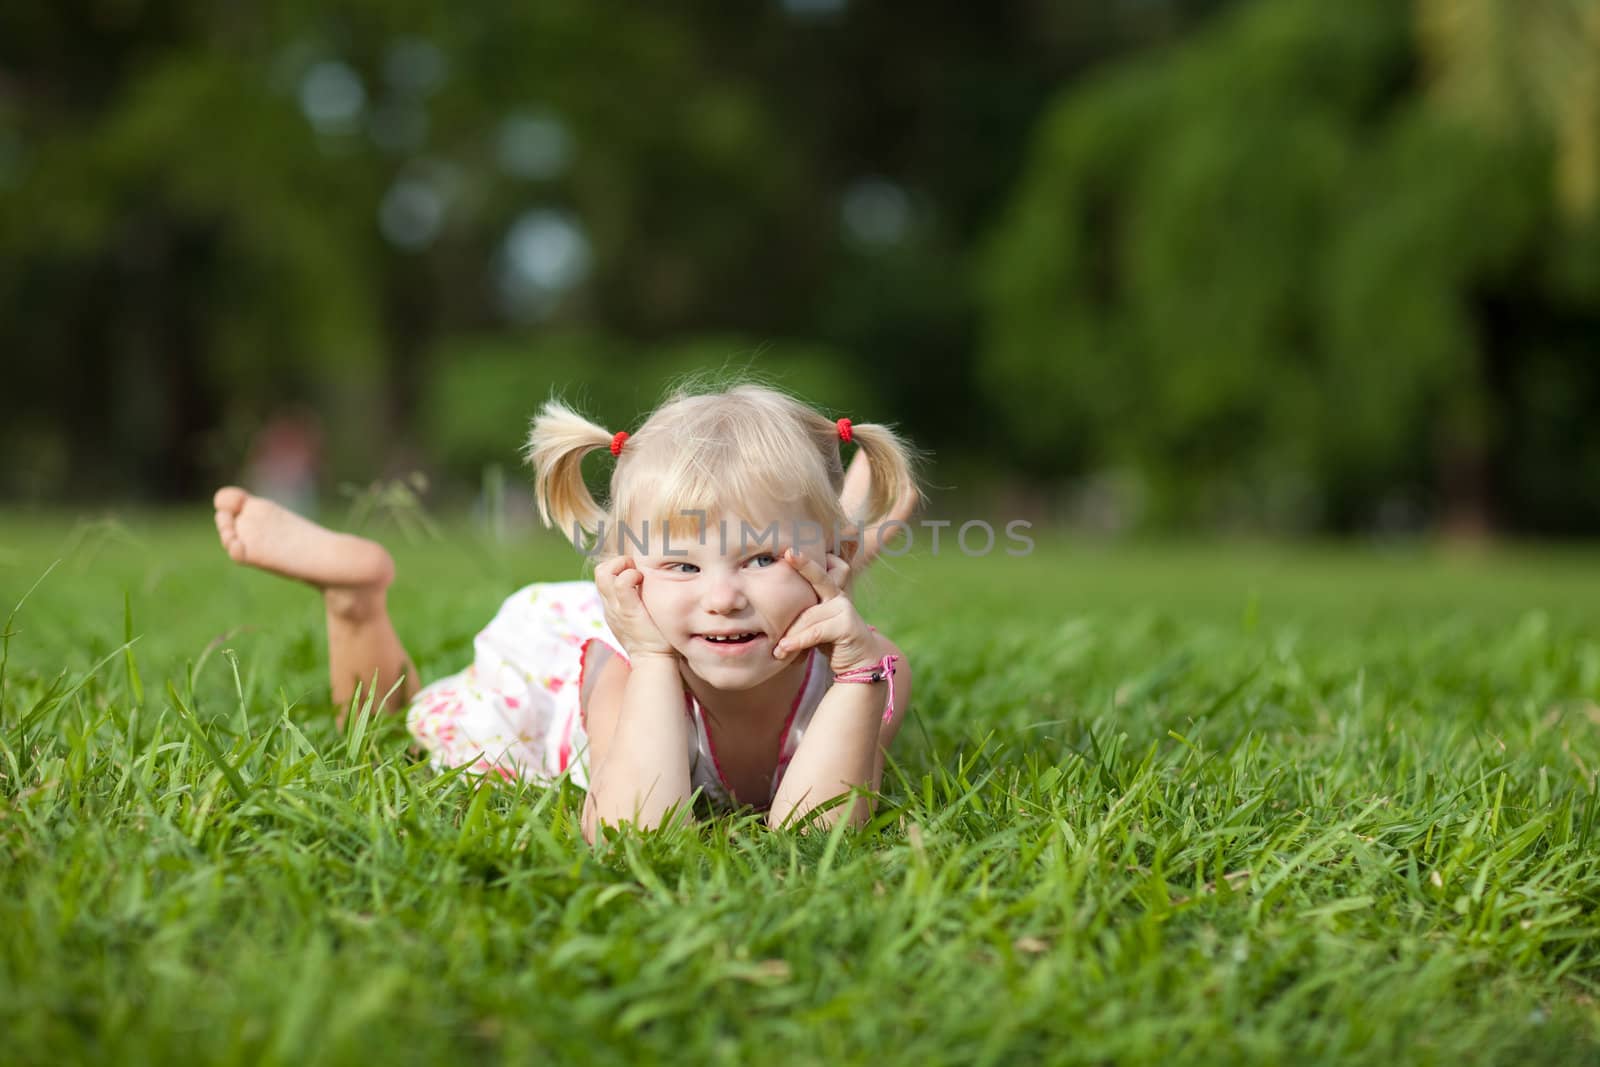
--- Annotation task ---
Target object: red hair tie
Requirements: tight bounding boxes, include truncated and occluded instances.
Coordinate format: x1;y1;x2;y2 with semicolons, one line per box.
609;430;629;457
836;418;853;444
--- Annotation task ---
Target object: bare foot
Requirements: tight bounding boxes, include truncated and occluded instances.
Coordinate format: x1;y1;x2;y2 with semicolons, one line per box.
213;487;394;606
214;487;414;714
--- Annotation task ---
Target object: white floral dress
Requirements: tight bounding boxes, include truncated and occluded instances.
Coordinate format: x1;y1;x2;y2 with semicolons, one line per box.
405;581;833;811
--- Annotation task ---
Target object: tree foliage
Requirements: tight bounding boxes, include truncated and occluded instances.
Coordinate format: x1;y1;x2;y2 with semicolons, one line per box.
6;1;1205;501
6;1;1597;532
980;0;1600;531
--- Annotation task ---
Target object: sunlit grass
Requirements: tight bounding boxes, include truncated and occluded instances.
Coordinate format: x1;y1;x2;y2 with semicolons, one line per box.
3;512;1600;1063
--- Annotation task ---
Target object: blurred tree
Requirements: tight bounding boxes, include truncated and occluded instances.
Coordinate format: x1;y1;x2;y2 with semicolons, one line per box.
0;0;1235;504
423;331;881;485
1417;0;1600;222
0;4;389;498
979;0;1600;533
1407;0;1600;533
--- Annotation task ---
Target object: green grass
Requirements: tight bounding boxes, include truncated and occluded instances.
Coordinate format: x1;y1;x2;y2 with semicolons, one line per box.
4;512;1600;1064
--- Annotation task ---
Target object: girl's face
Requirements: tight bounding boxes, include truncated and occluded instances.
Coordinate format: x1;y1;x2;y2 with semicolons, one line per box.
634;508;824;691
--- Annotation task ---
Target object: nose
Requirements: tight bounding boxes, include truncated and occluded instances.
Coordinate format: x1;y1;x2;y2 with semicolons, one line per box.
703;573;748;614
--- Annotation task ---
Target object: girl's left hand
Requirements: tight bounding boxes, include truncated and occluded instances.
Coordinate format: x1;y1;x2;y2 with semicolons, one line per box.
772;548;881;674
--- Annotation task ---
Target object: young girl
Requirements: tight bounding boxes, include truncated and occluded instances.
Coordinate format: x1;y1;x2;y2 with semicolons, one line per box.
212;382;920;842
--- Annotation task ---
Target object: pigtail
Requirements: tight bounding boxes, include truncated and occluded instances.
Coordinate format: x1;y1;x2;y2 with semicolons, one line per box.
524;398;614;550
841;420;923;540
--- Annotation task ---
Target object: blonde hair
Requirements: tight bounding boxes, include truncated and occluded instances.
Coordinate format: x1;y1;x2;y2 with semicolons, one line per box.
526;381;920;559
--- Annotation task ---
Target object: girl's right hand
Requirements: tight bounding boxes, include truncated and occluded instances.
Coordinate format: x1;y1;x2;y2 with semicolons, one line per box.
594;555;678;661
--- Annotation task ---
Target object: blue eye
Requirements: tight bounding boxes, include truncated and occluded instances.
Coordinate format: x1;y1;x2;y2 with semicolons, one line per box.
665;562;700;574
749;553;778;568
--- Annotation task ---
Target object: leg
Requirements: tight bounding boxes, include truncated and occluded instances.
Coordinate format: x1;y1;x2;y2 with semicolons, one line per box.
839;451;918;570
213;487;416;720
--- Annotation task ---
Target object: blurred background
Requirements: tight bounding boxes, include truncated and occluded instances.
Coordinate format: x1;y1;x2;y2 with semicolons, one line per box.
1;0;1596;536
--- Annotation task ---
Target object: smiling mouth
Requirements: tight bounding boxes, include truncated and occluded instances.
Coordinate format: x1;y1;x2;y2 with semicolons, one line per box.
697;632;763;645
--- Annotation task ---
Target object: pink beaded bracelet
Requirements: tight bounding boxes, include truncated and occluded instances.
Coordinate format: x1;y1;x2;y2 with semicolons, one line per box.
832;654;900;724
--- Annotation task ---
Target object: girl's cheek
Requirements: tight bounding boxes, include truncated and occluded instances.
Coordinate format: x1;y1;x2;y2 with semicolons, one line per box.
767;568;806;595
785;572;820;604
641;585;685;628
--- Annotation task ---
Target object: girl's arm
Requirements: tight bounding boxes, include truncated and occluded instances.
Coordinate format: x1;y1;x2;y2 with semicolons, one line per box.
766;634;912;830
581;651;695;844
582;555;696;844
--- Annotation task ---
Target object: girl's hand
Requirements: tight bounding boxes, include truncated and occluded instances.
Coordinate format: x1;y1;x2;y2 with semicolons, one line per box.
594;555;677;661
772;548;881;674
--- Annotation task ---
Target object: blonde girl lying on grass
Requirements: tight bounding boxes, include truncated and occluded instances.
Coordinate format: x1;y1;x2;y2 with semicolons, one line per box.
212;382;920;843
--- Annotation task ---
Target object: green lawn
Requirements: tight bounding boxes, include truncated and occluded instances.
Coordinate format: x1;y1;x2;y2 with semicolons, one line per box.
4;512;1600;1064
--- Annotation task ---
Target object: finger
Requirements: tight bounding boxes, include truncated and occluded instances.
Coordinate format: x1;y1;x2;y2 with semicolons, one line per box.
774;600;845;658
833;545;861;593
783;547;841;602
824;553;851;589
619;568;644;600
774;622;833;659
597;555;638;594
773;605;821;657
